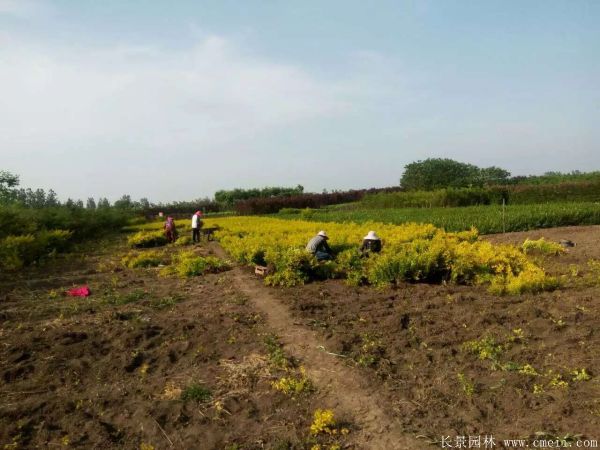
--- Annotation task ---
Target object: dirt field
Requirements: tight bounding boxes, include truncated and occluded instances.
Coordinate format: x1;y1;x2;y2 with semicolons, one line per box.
1;226;599;449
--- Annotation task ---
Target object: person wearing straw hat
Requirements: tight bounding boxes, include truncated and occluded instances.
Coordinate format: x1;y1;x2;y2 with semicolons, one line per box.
306;230;333;261
360;230;382;256
191;210;203;243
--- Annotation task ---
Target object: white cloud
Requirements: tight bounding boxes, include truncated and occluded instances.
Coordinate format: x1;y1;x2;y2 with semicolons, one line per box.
0;33;350;153
2;31;400;200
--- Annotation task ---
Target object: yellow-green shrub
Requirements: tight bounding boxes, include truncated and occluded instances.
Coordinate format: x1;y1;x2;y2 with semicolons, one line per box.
174;236;192;246
127;230;167;248
0;229;73;270
167;251;230;278
310;409;336;435
203;216;556;294
121;250;164;268
264;247;314;287
522;238;565;255
490;264;559;295
271;368;313;396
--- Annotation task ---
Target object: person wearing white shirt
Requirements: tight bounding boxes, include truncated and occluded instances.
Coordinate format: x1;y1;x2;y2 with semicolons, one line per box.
191;211;203;243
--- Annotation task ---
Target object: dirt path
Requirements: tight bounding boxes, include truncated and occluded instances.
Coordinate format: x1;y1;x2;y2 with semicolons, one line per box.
210;243;427;450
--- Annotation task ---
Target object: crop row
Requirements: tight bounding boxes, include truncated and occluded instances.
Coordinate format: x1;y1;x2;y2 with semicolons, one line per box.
202;216;557;294
276;202;600;234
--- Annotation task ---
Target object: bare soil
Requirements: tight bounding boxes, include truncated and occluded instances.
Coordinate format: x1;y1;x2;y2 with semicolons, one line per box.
0;238;349;449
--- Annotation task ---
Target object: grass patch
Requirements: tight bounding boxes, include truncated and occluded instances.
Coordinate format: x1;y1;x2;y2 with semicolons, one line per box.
150;295;184;310
264;334;290;369
181;383;212;402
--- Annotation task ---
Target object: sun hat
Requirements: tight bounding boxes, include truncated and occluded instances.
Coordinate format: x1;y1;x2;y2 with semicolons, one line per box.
364;231;380;240
317;230;328;239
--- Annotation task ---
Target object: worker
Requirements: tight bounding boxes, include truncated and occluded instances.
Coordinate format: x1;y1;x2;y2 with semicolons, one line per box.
191;210;203;243
360;230;382;256
164;216;178;243
306;230;333;261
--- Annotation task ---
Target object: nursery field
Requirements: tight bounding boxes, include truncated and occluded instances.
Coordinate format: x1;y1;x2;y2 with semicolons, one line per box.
1;218;599;449
276;202;600;234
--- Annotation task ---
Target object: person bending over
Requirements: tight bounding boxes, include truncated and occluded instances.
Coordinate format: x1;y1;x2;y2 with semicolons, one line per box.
306;230;333;261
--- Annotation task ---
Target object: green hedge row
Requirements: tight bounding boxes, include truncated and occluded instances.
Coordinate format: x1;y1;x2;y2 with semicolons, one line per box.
0;206;131;270
0;229;73;270
361;181;600;209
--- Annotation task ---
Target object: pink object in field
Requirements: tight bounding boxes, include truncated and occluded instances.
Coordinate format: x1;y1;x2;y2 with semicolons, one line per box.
66;285;91;297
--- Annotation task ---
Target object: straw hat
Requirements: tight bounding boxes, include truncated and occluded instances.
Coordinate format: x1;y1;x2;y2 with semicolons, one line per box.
317;230;328;239
364;231;380;240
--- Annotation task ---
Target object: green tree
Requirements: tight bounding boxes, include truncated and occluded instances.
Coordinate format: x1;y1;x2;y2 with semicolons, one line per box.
400;158;511;190
400;158;480;190
477;166;511;185
214;185;304;207
114;194;133;209
97;197;111;209
0;170;20;203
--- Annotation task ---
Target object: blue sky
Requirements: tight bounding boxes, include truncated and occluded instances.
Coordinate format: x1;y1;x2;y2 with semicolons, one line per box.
1;0;598;202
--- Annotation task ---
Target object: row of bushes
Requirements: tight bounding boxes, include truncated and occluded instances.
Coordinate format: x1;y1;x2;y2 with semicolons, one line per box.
235;187;403;215
0;205;131;271
278;202;600;235
0;206;130;240
0;230;73;270
360;181;600;209
206;216;558;295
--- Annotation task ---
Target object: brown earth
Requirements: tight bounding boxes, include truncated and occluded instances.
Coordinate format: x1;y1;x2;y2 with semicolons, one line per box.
1;226;600;449
0;238;354;449
281;226;600;446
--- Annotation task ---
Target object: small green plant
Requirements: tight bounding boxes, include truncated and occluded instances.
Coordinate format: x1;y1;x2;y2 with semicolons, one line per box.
533;383;545;395
107;289;147;305
587;259;600;275
272;367;313;397
522;238;565;256
509;328;525;343
310;409;336;435
551;317;567;329
356;333;384;367
264;334;289;368
174;236;192;246
462;336;505;364
548;373;569;389
568;264;580;277
457;373;475;396
121;250;164;268
150;295;183;310
571;368;591;382
181;383;211;402
518;364;539;376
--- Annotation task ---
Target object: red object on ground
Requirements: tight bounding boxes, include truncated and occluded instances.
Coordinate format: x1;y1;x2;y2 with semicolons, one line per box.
66;286;91;297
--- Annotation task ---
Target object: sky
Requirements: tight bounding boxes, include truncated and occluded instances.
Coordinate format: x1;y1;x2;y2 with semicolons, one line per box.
1;0;599;202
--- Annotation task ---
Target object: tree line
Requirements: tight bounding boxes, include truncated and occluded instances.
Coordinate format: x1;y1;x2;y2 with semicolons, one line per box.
399;158;600;191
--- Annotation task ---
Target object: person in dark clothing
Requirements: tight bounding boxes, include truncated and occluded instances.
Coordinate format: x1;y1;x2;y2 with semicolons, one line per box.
305;230;333;261
360;230;382;256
